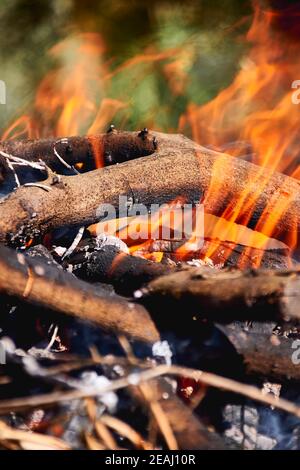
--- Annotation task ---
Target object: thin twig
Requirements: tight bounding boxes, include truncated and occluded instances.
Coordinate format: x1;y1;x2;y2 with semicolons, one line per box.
62;226;85;261
0;421;70;450
1;364;300;420
53;139;79;175
23;183;52;191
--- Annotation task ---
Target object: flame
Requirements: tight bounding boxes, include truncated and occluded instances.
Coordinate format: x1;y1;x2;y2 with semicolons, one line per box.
3;4;300;267
178;2;300;263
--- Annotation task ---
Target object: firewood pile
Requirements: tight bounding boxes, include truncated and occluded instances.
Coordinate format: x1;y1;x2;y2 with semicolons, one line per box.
0;128;300;450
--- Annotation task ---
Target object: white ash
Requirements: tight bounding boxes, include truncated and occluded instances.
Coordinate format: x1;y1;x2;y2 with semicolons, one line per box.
27;347;57;360
80;371;118;413
113;364;125;377
186;257;215;268
53;246;67;257
0;336;16;354
94;233;129;254
34;265;45;276
152;340;173;366
127;372;141;386
223;404;277;450
262;382;281;399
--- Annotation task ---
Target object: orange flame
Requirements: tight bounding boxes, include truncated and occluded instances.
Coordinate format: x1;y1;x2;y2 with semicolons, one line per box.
3;4;300;268
178;3;300;264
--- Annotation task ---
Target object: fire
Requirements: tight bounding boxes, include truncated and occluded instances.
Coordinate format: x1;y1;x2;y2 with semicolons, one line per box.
178;3;300;262
3;3;300;267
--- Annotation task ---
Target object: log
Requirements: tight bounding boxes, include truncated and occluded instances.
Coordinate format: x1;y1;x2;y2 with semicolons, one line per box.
219;322;300;382
0;129;156;173
138;266;300;324
0;245;159;343
69;245;172;296
68;242;288;297
1;131;300;247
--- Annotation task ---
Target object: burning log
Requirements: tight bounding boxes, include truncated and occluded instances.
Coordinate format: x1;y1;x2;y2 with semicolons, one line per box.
138;266;300;324
69;242;288;297
69;245;172;296
0;245;159;343
1;131;300;246
0;129;157;174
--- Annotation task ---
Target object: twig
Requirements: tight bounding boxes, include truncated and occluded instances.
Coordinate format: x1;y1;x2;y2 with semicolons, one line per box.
23;182;52;191
1;364;300;420
62;226;85;260
100;414;153;450
0;420;70;450
54;139;79;175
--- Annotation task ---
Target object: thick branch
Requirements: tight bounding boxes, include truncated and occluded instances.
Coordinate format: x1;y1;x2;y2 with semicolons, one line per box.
69;243;288;297
0;245;159;343
70;246;172;295
139;267;300;324
0;130;156;173
1;131;300;245
219;323;300;382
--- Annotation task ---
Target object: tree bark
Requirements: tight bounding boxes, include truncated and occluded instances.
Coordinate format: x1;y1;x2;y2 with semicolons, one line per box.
1;131;300;246
140;266;300;324
0;130;157;173
0;245;159;343
219;322;300;382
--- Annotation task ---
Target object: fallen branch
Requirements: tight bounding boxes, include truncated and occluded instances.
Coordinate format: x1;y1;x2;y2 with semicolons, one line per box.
0;129;156;174
0;245;159;343
70;245;172;295
219;322;300;382
138;266;300;324
0;131;300;246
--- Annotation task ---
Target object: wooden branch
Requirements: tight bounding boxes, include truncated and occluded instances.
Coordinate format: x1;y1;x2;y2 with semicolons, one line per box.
0;245;159;343
1;131;300;245
69;243;288;299
219;322;300;382
0;129;156;173
70;245;172;295
139;266;300;324
130;376;229;450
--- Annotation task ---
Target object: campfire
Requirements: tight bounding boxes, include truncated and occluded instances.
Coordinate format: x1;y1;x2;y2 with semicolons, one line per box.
0;0;300;452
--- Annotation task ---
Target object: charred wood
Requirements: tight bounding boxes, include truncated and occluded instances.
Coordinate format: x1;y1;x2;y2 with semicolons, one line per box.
69;245;172;296
139;267;300;325
219;322;300;382
0;245;159;343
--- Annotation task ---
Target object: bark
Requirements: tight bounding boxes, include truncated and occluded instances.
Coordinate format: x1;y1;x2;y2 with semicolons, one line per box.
0;130;156;173
219;322;300;382
0;132;300;246
0;245;159;343
140;266;300;324
69;245;172;296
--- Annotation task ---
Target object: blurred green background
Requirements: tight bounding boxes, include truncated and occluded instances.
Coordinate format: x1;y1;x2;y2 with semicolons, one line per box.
0;0;253;137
